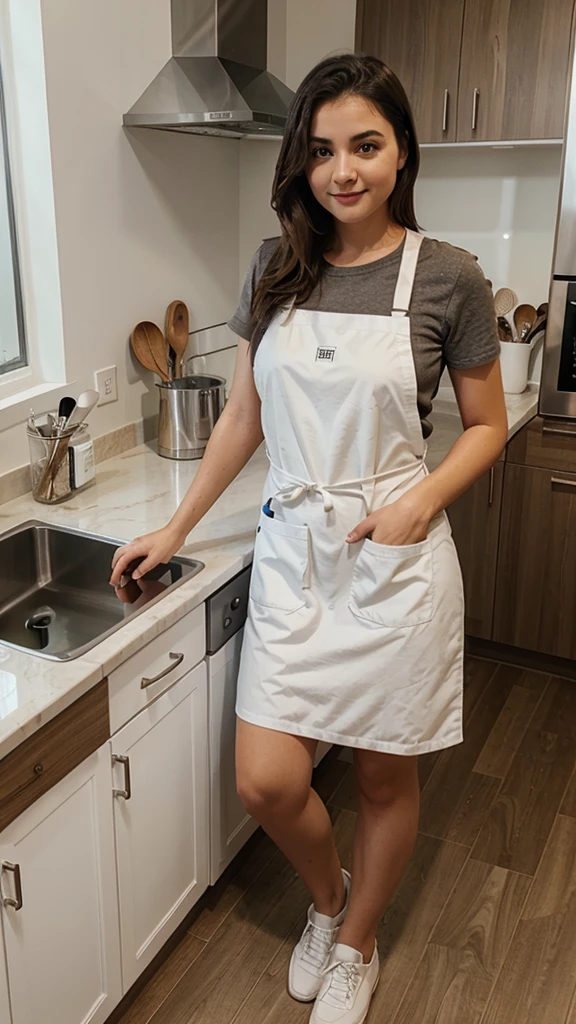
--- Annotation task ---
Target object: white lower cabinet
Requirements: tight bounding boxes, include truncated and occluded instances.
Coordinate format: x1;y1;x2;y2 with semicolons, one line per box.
208;628;258;884
111;660;209;992
0;745;122;1024
0;921;11;1024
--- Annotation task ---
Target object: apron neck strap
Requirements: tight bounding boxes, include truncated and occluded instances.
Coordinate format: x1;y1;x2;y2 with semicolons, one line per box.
391;230;424;316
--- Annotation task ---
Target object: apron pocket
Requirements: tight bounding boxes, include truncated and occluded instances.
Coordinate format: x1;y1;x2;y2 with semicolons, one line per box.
348;536;434;628
250;514;310;613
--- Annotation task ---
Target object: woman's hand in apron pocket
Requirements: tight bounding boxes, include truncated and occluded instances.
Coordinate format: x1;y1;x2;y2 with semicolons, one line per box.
345;492;432;548
346;493;436;629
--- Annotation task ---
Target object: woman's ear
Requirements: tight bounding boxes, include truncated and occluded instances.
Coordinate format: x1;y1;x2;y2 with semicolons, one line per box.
397;134;409;171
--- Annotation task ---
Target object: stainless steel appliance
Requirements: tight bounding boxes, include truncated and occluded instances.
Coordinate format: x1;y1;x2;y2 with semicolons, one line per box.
541;39;576;418
157;373;226;459
205;566;258;883
123;0;294;138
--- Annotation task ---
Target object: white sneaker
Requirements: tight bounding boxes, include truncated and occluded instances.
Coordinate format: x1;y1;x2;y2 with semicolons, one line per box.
288;869;351;1002
310;942;380;1024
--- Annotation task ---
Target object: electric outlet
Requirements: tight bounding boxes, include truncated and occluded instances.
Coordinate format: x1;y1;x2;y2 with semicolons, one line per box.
94;365;118;405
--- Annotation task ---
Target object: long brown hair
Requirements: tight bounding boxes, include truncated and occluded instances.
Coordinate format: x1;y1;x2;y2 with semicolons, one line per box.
250;53;420;360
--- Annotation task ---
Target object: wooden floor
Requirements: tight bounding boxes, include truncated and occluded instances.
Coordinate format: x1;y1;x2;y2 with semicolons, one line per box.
114;655;576;1024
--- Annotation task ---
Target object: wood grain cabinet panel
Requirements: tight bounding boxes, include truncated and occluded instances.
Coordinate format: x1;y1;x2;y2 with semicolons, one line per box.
0;680;110;831
493;465;576;659
448;463;504;639
457;0;576;141
355;0;466;143
507;415;576;472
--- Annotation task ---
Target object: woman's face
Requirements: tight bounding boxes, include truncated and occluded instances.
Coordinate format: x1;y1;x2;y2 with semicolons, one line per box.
306;94;407;226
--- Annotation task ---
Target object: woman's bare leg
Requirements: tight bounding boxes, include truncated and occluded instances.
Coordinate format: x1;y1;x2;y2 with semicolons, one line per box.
336;748;420;960
236;719;345;916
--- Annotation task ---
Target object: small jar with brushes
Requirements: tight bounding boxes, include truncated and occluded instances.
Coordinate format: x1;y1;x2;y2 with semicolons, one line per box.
27;390;99;503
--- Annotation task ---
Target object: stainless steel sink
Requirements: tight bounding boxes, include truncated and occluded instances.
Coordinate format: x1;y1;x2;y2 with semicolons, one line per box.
0;521;204;661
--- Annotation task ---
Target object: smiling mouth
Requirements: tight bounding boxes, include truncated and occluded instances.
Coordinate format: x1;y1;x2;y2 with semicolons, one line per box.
329;191;367;198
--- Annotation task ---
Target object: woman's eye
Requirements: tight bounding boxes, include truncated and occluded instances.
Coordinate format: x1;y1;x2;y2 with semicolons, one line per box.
359;142;377;154
311;147;331;159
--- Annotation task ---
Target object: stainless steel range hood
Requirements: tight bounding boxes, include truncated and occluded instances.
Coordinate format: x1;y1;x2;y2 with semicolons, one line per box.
123;0;294;138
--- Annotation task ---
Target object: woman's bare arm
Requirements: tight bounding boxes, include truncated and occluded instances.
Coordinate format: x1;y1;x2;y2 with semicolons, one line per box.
110;339;263;583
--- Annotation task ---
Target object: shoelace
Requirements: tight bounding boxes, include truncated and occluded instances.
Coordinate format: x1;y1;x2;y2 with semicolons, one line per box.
321;959;360;1008
300;922;336;969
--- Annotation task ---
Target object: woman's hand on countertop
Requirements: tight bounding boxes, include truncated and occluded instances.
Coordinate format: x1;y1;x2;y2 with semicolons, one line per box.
345;493;432;547
109;524;187;586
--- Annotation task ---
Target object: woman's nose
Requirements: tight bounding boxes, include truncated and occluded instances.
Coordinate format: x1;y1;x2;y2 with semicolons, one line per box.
332;154;357;185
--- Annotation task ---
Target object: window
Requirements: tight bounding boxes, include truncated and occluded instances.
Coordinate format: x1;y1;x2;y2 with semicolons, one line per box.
0;60;26;376
0;0;66;424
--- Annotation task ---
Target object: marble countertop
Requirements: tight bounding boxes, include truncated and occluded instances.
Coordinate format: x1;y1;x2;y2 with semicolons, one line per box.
0;384;539;761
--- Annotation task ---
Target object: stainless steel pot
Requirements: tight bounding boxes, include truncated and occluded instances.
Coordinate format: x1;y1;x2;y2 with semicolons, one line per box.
156;374;226;460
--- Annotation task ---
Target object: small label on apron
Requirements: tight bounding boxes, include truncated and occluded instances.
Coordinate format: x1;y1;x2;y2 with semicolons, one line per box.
316;346;336;362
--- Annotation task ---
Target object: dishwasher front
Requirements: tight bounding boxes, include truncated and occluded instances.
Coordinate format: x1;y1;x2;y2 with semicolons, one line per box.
206;566;257;884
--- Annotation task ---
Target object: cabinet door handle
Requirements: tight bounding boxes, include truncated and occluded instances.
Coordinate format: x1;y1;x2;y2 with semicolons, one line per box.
442;89;449;132
472;88;480;131
551;476;576;491
542;424;576;438
112;754;132;800
141;651;184;689
1;861;23;911
488;465;495;507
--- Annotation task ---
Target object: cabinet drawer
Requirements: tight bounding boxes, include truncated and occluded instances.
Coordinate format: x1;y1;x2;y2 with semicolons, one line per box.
507;415;576;472
0;680;109;831
108;604;205;733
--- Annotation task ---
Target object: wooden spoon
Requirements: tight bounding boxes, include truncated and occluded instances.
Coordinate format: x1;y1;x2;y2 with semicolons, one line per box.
130;321;170;381
165;300;190;379
513;303;537;343
537;301;548;317
494;287;517;318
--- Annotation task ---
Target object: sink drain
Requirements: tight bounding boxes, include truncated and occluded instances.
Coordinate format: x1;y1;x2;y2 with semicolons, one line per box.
25;606;55;650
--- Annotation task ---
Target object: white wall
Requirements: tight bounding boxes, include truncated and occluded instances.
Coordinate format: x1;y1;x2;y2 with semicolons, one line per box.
0;0;240;475
417;145;562;306
239;0;357;277
285;0;356;90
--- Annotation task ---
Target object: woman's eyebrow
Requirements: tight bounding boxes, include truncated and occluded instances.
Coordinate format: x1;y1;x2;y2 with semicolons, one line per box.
309;130;385;145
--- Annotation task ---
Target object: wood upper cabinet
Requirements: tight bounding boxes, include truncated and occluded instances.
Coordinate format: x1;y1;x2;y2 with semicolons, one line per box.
447;461;504;639
356;0;576;143
355;0;466;143
457;0;576;141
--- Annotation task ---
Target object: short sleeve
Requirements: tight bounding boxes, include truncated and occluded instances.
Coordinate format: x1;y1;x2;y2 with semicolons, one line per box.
227;238;278;341
443;253;500;370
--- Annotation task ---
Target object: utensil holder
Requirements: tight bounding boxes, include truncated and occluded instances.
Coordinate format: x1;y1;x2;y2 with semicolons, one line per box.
156;375;226;460
499;339;536;394
27;422;83;504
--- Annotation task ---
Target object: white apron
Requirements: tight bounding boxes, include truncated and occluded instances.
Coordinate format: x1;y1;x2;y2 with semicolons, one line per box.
236;230;464;755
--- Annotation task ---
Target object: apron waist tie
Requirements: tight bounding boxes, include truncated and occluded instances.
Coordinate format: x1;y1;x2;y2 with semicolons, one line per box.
266;449;428;514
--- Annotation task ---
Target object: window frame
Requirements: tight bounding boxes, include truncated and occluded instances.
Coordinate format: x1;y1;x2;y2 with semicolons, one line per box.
0;56;27;377
0;0;68;429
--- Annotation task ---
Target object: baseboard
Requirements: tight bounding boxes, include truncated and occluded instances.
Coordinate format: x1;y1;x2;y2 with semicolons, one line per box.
466;636;576;681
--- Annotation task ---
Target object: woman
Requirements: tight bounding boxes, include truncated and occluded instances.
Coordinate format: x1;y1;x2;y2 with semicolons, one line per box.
111;54;507;1024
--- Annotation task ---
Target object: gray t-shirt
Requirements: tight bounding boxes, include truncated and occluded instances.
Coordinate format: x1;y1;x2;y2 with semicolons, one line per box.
228;235;500;438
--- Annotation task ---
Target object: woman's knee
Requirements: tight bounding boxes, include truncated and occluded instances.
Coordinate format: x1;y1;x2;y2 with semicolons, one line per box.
353;749;419;806
235;719;316;821
236;766;310;820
